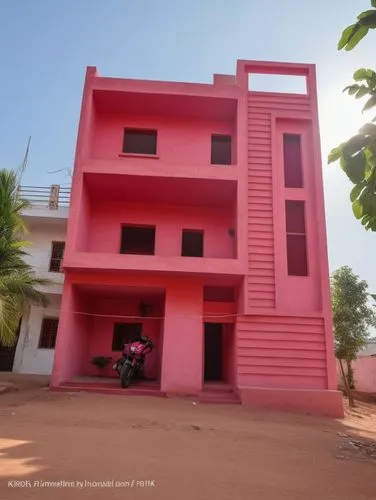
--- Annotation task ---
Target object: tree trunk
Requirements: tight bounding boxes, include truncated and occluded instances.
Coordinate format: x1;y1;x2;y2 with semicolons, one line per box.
346;359;354;389
339;358;355;408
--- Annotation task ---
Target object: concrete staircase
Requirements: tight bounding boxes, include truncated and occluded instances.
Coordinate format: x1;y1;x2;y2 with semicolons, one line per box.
55;379;166;398
199;383;240;405
54;379;240;404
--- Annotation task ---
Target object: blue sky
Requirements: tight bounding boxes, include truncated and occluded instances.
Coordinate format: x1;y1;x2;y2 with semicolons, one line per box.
1;0;375;290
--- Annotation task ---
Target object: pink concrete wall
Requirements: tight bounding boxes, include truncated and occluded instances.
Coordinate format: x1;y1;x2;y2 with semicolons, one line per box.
51;283;91;385
222;323;235;385
90;113;236;165
62;68;97;261
337;357;376;393
85;296;164;380
273;119;321;314
161;282;203;393
86;201;235;259
245;94;323;313
67;181;92;253
53;61;341;416
239;60;337;402
239;387;344;418
245;98;275;310
236;315;327;390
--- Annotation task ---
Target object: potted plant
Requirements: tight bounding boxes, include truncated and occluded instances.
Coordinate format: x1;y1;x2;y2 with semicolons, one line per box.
91;356;112;377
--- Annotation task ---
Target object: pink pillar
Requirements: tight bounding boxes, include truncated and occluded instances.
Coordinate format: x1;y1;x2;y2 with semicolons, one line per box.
51;283;89;386
51;282;74;386
161;282;203;394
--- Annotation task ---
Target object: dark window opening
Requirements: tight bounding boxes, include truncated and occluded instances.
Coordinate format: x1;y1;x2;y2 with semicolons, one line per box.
120;225;156;255
122;129;157;155
285;200;306;234
203;287;235;302
211;135;232;165
283;134;303;188
285;201;308;276
39;318;59;349
181;230;204;257
112;323;142;351
49;241;65;272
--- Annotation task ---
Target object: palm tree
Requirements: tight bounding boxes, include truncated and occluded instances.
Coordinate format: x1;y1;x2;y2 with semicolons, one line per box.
0;169;49;346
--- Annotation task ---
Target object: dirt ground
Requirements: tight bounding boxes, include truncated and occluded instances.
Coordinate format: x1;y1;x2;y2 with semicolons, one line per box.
0;379;376;500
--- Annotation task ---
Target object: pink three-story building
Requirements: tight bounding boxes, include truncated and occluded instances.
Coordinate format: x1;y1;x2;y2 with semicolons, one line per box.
50;60;343;417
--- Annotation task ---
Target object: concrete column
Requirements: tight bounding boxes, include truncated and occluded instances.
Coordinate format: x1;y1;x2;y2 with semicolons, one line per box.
161;282;203;394
49;184;60;210
50;282;75;386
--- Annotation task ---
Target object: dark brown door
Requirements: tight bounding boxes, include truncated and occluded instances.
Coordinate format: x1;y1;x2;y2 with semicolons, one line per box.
204;323;223;381
0;319;21;372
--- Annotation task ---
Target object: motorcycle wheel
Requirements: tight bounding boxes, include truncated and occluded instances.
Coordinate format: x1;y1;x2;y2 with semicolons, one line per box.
120;363;134;388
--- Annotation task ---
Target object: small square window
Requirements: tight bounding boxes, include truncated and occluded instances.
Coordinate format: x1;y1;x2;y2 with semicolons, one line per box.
120;225;156;255
39;318;59;349
181;230;204;257
122;129;157;155
49;241;65;272
211;135;232;165
112;323;142;351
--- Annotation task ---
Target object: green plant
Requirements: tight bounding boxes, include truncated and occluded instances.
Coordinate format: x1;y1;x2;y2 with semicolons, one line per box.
331;266;376;406
0;169;50;346
91;356;112;370
328;1;376;230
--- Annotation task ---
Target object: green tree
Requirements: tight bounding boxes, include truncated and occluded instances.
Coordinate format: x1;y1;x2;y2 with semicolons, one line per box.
331;266;376;406
0;169;49;346
328;1;376;230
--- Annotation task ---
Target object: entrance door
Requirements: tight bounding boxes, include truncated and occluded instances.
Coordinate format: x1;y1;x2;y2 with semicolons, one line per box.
204;323;223;381
0;318;21;372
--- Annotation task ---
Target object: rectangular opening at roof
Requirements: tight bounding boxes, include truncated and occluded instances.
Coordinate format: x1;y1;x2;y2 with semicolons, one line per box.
248;74;307;94
181;230;204;257
123;128;157;155
120;225;156;255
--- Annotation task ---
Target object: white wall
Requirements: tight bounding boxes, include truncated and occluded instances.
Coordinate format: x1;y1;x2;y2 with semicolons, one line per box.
23;219;67;294
12;217;67;374
13;296;62;375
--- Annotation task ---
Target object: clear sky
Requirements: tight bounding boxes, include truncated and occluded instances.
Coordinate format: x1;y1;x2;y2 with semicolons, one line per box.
0;0;375;291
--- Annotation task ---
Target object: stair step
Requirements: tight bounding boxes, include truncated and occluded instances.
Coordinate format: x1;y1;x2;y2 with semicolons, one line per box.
54;383;239;404
199;391;240;405
199;396;240;405
202;383;233;393
65;381;159;391
55;383;166;398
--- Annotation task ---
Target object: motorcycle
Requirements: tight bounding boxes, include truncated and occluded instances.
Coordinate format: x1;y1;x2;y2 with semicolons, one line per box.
113;336;154;388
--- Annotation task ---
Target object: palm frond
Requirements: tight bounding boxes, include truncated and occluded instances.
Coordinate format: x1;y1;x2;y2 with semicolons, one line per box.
0;169;50;344
0;295;21;346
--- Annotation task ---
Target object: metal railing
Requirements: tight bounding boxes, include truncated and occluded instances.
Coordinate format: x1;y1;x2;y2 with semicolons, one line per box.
18;185;71;210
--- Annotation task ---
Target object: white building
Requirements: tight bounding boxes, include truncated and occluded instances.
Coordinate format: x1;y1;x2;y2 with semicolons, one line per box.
2;185;69;375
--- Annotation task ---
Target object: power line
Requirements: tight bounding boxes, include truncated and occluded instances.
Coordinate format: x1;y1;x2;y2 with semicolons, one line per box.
32;308;238;321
